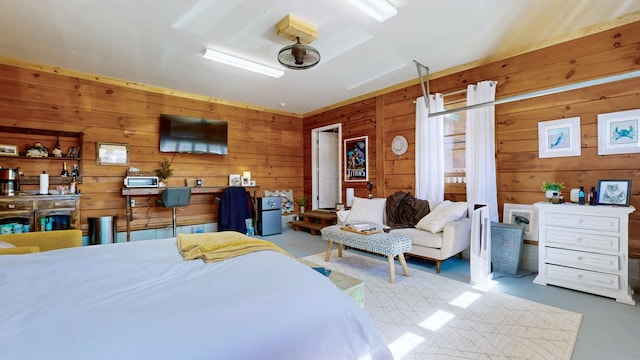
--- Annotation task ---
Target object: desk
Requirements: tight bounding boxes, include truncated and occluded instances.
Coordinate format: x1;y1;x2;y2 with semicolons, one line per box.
122;186;259;242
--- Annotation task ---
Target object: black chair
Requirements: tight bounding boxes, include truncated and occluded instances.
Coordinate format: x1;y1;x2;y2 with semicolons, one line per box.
160;187;192;237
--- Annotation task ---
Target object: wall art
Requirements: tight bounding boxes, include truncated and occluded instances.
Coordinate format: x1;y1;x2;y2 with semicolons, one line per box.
538;117;581;158
96;142;129;165
344;136;368;182
597;109;640;155
503;203;538;241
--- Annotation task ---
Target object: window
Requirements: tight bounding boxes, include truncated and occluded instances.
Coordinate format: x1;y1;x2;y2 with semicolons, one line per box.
443;100;466;185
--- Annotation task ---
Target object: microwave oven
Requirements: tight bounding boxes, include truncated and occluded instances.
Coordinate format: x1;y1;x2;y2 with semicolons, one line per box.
124;176;159;188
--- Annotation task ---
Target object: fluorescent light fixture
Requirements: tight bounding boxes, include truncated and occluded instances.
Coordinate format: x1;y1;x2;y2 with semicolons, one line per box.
347;0;397;22
203;49;284;78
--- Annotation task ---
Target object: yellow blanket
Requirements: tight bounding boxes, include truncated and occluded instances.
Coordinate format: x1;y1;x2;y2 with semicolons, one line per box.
177;231;292;263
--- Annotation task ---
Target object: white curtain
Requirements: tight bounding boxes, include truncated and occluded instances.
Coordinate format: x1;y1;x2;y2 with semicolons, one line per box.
415;94;444;204
465;81;498;222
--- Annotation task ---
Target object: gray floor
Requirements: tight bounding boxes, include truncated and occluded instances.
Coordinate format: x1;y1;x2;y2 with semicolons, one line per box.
261;225;640;360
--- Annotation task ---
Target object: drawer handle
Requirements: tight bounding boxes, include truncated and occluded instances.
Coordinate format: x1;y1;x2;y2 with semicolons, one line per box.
8;204;15;209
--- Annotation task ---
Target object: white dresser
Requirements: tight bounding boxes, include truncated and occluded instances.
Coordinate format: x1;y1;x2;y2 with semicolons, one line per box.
533;202;636;305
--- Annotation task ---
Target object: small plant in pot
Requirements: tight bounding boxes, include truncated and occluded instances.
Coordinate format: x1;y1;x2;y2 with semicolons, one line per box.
541;181;564;201
296;196;307;213
155;158;174;186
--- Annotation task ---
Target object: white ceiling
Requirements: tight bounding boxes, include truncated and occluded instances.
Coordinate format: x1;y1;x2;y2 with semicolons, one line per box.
1;0;639;114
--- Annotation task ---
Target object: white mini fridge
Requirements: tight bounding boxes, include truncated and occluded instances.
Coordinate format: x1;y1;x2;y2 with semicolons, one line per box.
257;196;282;236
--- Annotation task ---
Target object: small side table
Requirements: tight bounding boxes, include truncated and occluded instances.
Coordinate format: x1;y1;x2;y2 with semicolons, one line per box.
299;258;365;307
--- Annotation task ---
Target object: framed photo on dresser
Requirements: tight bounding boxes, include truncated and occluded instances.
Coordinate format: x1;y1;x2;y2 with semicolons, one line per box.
597;179;631;206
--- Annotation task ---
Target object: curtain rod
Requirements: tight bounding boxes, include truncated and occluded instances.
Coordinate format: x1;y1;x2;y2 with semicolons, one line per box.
425;69;640;118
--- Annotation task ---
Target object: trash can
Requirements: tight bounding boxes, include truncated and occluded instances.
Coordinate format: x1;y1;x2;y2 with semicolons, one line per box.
491;222;525;274
88;216;116;245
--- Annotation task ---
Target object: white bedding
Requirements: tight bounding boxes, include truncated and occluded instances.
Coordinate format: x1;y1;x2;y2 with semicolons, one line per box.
0;239;392;360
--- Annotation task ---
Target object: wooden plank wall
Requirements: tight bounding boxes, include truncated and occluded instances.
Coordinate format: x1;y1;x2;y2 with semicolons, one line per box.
304;21;640;257
0;64;304;234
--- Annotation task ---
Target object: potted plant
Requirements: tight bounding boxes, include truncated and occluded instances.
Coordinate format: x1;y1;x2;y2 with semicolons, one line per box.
295;196;307;213
541;181;564;201
155;158;174;186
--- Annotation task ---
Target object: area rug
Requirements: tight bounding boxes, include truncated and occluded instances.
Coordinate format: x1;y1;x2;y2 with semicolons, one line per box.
304;250;582;360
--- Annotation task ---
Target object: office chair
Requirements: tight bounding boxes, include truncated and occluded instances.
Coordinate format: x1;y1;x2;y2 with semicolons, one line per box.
160;187;192;237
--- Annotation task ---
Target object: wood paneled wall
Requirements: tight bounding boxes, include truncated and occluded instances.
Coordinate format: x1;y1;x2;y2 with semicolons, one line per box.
304;21;640;256
0;64;304;234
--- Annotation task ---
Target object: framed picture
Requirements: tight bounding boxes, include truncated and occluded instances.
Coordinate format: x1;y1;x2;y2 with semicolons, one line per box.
229;174;241;186
597;179;631;206
344;136;368;182
503;203;538;241
67;146;80;158
538;117;581;158
241;176;251;186
597;109;640;155
96;142;129;165
0;144;18;157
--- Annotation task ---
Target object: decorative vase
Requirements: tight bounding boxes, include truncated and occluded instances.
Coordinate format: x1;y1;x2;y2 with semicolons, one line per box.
545;190;560;202
299;205;305;213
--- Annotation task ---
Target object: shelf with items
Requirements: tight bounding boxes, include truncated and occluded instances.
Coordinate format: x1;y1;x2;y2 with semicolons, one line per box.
0;126;83;185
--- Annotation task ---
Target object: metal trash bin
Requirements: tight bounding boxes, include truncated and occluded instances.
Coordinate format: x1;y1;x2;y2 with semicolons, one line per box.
491;222;525;274
88;216;116;245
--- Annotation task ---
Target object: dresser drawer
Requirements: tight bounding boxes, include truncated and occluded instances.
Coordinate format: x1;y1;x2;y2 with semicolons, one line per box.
0;200;34;210
545;263;620;291
545;228;619;252
545;247;619;273
38;199;76;209
544;212;619;232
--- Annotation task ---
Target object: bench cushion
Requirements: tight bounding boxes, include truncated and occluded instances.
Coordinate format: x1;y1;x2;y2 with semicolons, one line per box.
321;225;411;257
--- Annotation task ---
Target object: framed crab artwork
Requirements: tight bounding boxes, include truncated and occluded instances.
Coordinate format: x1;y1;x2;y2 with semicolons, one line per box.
598;109;640;155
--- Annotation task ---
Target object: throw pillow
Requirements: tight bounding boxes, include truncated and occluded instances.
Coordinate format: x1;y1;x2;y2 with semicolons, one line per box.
416;201;468;233
346;197;386;226
0;240;16;248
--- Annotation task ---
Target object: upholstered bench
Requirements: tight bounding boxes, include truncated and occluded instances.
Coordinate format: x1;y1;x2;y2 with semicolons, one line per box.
320;224;412;283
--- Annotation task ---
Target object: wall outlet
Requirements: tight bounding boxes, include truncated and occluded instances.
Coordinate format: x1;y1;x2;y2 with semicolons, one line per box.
193;224;204;233
130;199;136;207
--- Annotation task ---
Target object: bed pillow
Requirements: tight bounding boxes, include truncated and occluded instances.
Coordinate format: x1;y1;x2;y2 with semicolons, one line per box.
0;240;15;248
416;201;468;233
345;197;386;226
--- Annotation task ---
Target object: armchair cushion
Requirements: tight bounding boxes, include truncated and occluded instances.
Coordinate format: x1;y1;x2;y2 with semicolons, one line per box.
416;201;468;233
343;197;387;228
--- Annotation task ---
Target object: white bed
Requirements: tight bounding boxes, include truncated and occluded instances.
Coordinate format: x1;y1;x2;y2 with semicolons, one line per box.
0;238;392;360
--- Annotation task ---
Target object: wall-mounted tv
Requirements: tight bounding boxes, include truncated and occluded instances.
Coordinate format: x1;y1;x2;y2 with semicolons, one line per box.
159;114;228;155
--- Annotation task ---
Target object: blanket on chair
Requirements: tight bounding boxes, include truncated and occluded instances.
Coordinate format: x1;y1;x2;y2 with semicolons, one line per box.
385;191;431;230
178;231;291;263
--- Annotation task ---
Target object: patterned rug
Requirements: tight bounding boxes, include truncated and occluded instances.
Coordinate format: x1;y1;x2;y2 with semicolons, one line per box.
304;250;582;360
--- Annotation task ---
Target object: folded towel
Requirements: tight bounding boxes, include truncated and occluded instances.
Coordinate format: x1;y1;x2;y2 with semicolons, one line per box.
177;231;291;263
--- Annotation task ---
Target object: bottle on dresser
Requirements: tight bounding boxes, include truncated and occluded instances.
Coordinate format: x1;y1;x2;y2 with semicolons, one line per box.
589;186;597;205
578;186;585;205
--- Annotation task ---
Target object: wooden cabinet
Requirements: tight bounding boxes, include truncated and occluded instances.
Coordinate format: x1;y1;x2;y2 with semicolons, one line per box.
0;126;83;185
0;194;81;232
533;202;635;305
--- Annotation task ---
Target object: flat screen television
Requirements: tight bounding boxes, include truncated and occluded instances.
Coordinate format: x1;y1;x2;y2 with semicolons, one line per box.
159;114;228;155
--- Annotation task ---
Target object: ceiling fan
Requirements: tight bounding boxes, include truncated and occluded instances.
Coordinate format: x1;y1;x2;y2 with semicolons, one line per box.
275;14;320;70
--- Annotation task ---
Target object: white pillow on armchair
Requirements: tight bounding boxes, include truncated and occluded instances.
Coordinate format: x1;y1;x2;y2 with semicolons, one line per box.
340;197;387;228
416;200;468;233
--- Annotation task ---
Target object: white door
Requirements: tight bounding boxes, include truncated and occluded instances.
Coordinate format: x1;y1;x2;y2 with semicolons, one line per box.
318;131;339;208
